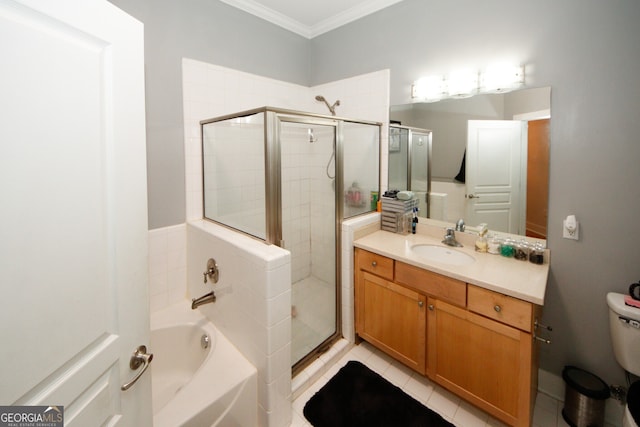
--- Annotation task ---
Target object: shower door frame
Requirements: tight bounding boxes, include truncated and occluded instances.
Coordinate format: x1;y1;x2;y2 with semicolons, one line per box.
200;107;381;375
267;111;345;375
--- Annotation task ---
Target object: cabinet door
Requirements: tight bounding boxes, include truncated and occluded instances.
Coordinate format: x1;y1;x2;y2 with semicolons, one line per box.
428;299;533;427
356;271;426;374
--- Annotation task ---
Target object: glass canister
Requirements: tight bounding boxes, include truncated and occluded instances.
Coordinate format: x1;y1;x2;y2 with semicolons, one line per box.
529;243;545;264
514;240;529;261
500;239;515;258
487;235;502;255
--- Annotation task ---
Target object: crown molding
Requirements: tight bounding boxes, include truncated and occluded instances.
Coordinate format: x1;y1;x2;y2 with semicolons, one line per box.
220;0;405;39
309;0;404;38
220;0;311;37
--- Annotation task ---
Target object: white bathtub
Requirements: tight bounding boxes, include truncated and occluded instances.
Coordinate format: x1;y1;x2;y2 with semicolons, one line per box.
151;302;257;427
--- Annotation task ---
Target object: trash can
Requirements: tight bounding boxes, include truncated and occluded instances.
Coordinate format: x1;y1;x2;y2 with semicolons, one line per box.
562;365;610;427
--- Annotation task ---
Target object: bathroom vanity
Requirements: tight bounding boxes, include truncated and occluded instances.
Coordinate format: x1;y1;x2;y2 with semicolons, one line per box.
354;226;549;427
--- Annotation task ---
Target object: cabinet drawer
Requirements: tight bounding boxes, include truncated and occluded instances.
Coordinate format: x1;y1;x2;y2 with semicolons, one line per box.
356;249;394;281
395;261;466;307
467;285;533;332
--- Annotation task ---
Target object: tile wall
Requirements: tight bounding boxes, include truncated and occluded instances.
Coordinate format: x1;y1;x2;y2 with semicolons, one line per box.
148;224;187;312
186;220;292;427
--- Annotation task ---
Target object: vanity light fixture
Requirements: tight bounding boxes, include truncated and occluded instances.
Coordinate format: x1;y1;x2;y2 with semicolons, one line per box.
479;64;524;93
447;69;478;98
411;64;524;102
411;75;445;102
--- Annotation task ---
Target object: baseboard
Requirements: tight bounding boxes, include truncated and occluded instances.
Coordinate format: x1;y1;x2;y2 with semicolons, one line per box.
538;368;625;427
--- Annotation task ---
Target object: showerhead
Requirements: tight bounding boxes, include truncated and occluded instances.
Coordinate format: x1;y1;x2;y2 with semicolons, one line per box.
315;95;339;116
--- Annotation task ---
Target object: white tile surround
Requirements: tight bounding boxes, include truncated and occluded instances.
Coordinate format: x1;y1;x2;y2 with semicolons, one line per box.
148;224;187;312
187;220;292;427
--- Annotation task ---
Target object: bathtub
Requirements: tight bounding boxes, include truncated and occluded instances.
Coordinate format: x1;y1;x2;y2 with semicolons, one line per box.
151;302;257;427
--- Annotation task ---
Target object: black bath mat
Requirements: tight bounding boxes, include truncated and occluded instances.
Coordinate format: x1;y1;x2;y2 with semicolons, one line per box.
303;360;454;427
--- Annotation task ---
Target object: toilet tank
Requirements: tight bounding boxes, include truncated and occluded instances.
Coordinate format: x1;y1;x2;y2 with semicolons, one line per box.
607;292;640;376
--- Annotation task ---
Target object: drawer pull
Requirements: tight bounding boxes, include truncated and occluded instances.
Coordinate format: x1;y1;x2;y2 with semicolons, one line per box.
494;305;502;313
428;304;435;311
418;301;424;308
371;261;377;267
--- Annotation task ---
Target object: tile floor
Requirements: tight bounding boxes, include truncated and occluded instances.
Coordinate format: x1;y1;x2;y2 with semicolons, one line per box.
291;341;613;427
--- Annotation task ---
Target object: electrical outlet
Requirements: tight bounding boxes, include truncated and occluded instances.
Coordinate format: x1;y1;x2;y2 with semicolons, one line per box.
563;219;579;240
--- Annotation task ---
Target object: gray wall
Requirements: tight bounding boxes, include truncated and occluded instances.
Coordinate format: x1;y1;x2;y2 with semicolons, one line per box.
110;0;640;386
109;0;310;228
310;0;640;385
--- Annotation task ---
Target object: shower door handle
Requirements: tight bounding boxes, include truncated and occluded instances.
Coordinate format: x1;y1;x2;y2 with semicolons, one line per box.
121;345;153;391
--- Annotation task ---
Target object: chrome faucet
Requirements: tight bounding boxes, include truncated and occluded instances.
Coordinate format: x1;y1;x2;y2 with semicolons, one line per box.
455;218;465;232
442;227;463;247
191;291;216;309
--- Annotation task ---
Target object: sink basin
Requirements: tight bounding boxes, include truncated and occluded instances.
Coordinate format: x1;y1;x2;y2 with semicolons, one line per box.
410;244;475;266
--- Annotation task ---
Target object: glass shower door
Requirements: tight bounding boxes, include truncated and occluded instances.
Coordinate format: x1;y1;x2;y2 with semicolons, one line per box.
410;130;431;217
280;120;337;366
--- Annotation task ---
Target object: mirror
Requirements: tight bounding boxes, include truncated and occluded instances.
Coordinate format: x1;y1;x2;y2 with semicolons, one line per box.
389;87;550;240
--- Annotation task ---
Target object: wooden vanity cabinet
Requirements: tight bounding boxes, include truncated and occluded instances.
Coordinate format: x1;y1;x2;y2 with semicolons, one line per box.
428;295;539;427
357;271;427;373
355;249;426;373
355;248;541;427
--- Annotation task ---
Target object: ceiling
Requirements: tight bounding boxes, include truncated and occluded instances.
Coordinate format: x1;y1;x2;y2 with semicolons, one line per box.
220;0;405;39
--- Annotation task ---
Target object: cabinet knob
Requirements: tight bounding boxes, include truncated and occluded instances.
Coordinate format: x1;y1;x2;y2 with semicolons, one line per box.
418;301;424;308
428;304;435;311
371;261;377;267
494;305;502;312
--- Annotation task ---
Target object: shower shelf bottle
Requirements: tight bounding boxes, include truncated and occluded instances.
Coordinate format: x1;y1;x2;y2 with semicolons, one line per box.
346;182;362;207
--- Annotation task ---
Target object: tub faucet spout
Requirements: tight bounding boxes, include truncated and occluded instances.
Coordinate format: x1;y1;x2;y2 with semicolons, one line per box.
191;291;216;309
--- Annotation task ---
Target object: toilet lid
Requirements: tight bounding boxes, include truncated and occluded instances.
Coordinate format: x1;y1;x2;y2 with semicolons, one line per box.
630;381;640;424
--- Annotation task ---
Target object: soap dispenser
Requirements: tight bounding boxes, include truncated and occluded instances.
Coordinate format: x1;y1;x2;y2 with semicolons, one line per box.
475;223;488;252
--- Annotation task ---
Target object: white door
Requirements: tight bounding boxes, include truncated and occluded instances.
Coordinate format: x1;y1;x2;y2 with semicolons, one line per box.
0;1;151;426
465;120;527;234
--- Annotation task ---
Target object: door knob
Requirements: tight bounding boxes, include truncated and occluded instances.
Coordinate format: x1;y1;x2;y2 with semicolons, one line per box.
121;345;153;391
466;194;480;199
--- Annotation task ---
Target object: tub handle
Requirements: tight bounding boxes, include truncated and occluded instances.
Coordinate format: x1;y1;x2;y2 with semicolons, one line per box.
121;345;154;391
203;258;219;284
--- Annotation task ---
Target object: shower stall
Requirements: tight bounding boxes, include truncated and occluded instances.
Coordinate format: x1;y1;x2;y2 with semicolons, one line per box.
388;125;432;217
200;107;380;373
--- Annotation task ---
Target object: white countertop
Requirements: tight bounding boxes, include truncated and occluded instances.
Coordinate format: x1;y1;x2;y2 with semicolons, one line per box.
354;228;549;305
